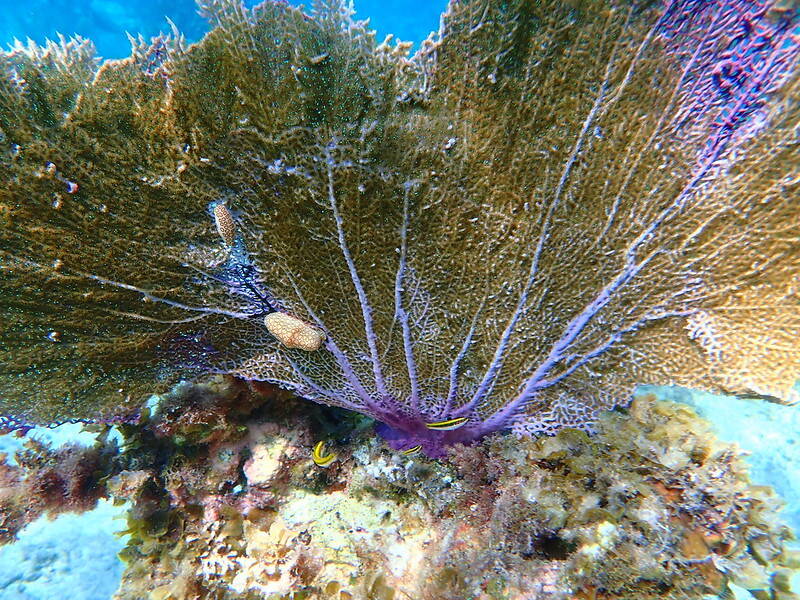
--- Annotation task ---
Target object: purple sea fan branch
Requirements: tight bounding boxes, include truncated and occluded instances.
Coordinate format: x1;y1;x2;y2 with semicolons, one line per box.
279;268;380;415
529;308;697;394
452;26;619;421
284;355;352;407
444;299;485;418
323;146;391;400
393;183;423;415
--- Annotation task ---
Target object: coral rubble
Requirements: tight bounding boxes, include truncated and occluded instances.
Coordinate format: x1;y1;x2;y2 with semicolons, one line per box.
0;0;798;457
1;381;796;599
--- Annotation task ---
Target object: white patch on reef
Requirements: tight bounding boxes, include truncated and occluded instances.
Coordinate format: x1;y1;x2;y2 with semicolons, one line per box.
577;520;619;562
279;488;433;580
685;310;723;360
243;438;288;487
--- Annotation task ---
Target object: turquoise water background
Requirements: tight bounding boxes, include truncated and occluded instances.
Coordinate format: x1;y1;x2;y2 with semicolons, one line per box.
0;1;798;599
0;0;445;58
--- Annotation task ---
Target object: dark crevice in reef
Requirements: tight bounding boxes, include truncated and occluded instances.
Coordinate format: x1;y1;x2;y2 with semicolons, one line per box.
533;532;578;561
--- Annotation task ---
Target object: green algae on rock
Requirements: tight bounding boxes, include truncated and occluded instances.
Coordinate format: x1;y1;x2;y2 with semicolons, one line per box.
1;0;799;457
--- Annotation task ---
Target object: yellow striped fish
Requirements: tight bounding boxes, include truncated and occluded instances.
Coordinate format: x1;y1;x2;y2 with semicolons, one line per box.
312;441;336;467
400;444;422;456
425;416;469;431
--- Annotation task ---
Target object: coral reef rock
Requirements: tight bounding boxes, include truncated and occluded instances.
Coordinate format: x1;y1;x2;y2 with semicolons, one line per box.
3;381;796;599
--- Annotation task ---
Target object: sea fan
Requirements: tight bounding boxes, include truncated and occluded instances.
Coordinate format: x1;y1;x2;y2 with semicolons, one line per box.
1;0;798;457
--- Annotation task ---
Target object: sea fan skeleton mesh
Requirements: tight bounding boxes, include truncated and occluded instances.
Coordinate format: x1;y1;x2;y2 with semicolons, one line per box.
0;0;798;456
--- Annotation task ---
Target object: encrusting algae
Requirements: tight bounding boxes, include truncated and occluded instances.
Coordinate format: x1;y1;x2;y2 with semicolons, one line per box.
0;382;797;599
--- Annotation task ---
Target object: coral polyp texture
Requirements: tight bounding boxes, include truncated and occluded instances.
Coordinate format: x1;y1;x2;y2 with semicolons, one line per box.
1;0;799;456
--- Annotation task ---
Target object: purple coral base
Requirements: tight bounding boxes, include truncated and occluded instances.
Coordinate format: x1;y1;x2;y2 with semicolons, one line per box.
374;418;488;459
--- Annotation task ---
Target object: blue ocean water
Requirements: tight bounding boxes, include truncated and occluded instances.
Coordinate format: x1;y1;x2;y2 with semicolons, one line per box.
0;0;444;58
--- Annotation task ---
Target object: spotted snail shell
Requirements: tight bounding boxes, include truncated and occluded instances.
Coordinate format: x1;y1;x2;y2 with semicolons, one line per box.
264;312;326;351
213;203;236;246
